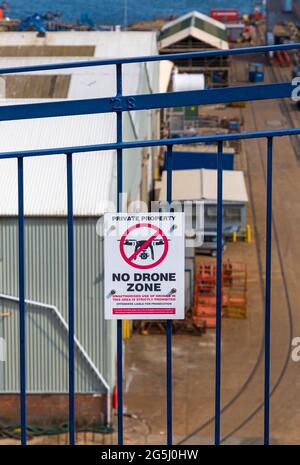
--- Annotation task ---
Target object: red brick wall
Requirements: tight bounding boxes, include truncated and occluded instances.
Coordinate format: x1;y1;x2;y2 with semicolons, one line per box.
0;393;109;426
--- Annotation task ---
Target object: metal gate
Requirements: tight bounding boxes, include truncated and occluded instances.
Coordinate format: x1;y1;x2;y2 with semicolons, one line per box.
1;42;300;446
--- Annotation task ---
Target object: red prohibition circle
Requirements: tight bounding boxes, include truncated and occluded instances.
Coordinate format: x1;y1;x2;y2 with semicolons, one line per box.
120;223;169;270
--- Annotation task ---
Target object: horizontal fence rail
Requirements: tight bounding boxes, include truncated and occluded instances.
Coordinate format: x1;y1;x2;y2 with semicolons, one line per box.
1;42;299;446
0;42;298;73
0;127;299;160
0;83;294;121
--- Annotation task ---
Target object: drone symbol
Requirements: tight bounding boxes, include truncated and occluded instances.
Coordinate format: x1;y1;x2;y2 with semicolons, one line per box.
123;238;166;261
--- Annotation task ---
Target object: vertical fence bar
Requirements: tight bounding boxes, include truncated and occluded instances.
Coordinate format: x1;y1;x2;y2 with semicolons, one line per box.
18;156;26;446
185;269;193;309
264;137;273;445
66;152;75;445
166;144;173;445
215;141;223;446
116;63;124;446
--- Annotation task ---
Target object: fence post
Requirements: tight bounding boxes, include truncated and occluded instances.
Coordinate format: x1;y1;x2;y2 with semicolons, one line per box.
215;141;223;445
116;62;124;446
264;137;273;445
18;156;27;446
66;152;75;445
166;144;173;445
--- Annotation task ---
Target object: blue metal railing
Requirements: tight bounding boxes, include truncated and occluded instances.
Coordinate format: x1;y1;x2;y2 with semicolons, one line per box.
215;141;223;445
166;145;174;445
264;137;273;445
116;63;124;446
66;153;75;445
1;42;300;446
17;157;26;446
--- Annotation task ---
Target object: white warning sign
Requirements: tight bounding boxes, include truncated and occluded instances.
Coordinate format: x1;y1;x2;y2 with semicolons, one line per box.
104;212;185;320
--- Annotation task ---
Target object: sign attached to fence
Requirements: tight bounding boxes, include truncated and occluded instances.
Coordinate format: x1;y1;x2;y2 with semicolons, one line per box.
104;212;185;320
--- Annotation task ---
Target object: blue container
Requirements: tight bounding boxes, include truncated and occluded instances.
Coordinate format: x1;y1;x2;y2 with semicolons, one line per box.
212;71;223;84
163;150;234;171
249;63;264;83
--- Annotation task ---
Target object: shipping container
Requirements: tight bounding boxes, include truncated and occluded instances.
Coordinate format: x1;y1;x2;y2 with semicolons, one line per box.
210;9;239;23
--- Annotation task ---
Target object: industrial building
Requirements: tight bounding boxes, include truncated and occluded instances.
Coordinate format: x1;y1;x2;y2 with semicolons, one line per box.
159;169;248;232
158;11;230;87
0;31;159;427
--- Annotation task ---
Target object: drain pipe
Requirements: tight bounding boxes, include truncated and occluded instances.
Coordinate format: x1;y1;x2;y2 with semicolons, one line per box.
0;293;112;426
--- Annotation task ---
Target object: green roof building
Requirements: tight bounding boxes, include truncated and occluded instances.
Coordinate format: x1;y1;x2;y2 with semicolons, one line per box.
159;11;230;87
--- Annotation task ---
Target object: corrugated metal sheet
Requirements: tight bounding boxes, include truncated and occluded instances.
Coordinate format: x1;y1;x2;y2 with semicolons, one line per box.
0;217;115;393
0;97;154;216
0;110;116;216
159;169;249;202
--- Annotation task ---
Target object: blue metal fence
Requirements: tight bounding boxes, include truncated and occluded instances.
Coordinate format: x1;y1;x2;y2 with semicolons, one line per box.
1;42;300;446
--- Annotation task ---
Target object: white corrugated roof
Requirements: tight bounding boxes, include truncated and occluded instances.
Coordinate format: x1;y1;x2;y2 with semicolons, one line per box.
0;32;158;217
0;31;158;99
159;169;248;203
0;32;158;164
0;101;116;216
0;58;145;107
